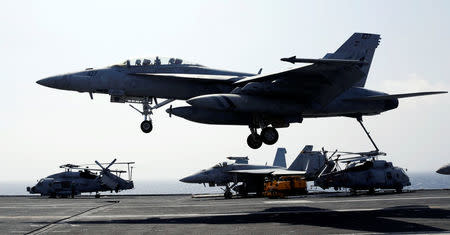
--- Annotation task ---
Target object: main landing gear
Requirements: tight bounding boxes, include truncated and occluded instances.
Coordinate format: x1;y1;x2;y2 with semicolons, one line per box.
129;97;174;133
223;182;239;199
247;126;279;149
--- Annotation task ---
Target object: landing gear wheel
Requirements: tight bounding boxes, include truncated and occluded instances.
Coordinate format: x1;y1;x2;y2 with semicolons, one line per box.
95;193;100;198
140;120;153;133
247;134;263;149
224;191;232;199
261;127;279;145
368;187;375;194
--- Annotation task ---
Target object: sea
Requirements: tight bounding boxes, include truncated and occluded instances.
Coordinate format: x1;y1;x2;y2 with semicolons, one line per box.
1;172;449;196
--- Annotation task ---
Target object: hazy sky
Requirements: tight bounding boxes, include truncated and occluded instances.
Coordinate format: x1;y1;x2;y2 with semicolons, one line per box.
1;0;449;185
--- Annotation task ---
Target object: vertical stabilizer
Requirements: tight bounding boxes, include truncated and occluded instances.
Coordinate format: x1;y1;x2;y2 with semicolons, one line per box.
272;148;287;168
288;145;313;170
326;33;380;87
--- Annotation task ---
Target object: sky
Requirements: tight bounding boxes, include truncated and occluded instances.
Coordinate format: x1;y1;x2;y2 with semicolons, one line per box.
0;0;449;186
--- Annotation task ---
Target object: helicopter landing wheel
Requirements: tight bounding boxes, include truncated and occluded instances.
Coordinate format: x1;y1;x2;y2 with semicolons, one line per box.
224;190;232;199
261;127;278;145
140;120;153;133
95;193;100;198
247;133;262;149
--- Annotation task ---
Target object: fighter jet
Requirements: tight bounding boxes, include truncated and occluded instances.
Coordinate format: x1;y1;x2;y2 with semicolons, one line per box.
27;159;134;198
180;147;307;198
169;33;447;148
36;56;255;133
37;33;446;149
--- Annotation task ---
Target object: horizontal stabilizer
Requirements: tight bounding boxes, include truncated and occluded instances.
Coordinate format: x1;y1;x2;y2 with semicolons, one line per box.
344;91;447;101
281;56;368;65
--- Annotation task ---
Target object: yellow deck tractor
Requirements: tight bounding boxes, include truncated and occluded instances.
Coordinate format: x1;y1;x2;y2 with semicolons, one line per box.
263;176;307;198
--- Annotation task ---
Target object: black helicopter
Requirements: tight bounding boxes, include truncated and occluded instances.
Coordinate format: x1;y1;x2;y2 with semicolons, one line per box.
27;159;134;198
314;149;411;193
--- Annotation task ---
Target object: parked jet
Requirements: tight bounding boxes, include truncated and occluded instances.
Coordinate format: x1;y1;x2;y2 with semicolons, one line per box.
180;147;306;198
36;56;255;133
27;159;134;198
169;33;447;148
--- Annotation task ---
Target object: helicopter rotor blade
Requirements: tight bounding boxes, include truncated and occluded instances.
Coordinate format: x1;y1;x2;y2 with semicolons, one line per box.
105;158;117;170
95;160;106;171
328;149;338;160
59;164;80;169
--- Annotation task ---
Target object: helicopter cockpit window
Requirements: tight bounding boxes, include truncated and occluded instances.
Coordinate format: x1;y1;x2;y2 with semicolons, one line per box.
37;179;44;185
111;56;202;67
142;59;151;66
80;170;97;179
213;163;222;168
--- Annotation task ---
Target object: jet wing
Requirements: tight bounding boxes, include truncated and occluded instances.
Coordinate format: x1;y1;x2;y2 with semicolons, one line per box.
234;63;365;106
130;73;242;83
270;169;306;176
228;169;276;175
227;169;306;176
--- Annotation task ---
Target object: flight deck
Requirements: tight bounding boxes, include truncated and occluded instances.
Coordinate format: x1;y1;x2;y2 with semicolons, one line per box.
1;189;449;234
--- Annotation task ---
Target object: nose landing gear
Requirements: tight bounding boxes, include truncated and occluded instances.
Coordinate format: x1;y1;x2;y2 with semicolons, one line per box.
140;120;153;133
129;97;174;133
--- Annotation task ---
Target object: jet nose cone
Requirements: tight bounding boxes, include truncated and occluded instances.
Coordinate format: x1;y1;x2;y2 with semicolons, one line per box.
179;176;190;183
36;75;69;90
180;175;197;183
36;77;54;87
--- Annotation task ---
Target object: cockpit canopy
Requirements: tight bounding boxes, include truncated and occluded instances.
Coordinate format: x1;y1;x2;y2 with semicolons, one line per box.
112;56;203;67
213;162;229;168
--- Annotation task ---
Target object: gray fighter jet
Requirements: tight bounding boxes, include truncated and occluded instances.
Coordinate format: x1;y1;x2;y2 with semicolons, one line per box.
26;159;134;198
36;56;255;133
180;147;306;198
37;33;446;149
169;33;447;148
